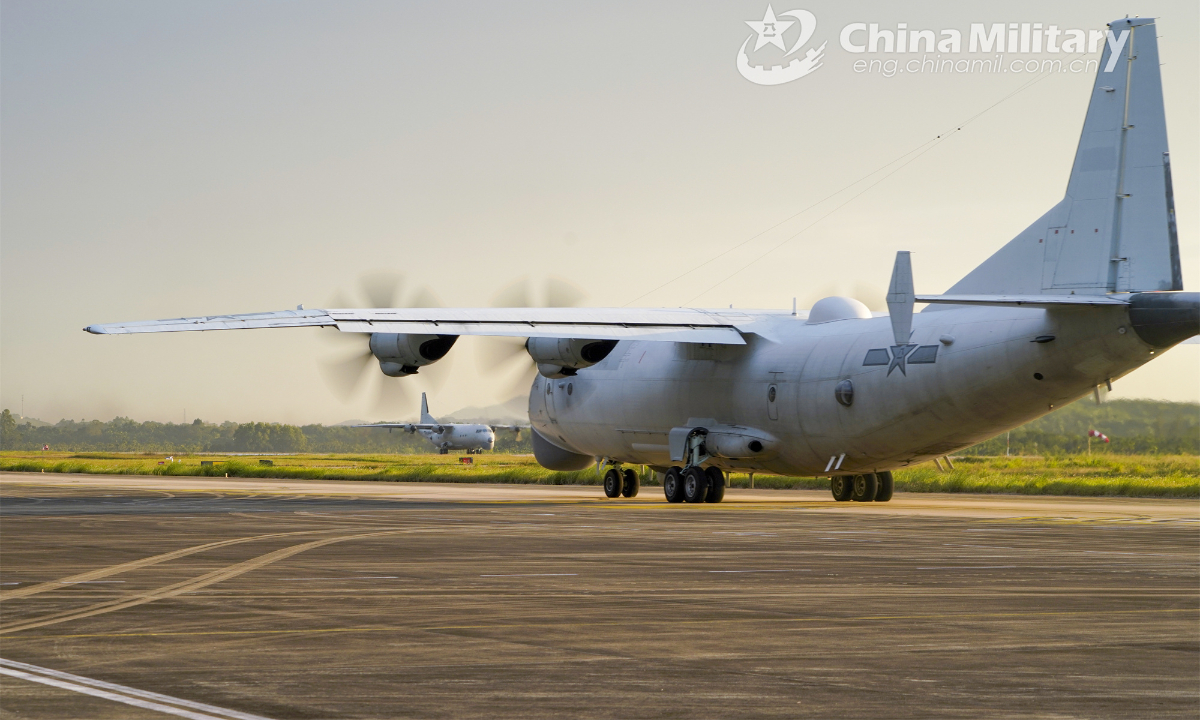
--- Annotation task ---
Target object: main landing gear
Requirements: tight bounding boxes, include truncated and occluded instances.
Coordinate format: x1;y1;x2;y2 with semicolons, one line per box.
663;466;725;504
603;464;726;503
830;471;894;502
657;426;727;504
603;467;641;499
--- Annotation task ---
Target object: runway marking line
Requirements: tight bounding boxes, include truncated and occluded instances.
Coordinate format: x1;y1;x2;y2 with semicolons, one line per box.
0;529;409;635
4;607;1194;642
0;527;367;601
0;658;273;720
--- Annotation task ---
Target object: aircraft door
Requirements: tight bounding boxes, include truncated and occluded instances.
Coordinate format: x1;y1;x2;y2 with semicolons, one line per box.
767;384;779;421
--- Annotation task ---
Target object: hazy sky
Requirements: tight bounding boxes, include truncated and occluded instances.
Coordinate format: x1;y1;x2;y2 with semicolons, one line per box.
2;0;1197;424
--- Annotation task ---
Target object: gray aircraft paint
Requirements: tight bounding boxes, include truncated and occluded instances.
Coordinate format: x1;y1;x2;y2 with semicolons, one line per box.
85;19;1196;483
524;19;1194;476
945;19;1180;298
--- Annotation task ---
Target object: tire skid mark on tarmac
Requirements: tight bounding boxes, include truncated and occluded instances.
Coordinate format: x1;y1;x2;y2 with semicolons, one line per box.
0;529;408;635
0;528;364;601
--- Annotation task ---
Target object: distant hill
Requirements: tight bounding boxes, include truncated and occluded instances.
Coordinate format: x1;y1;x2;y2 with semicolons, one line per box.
12;415;52;427
443;396;528;424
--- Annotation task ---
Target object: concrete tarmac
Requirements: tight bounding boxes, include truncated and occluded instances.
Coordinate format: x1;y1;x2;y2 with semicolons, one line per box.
1;472;1197;718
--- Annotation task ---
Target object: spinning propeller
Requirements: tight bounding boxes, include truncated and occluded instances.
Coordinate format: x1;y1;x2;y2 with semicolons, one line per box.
476;277;587;399
318;274;452;413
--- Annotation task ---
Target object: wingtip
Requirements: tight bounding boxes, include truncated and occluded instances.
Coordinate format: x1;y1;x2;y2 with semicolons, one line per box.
84;325;105;334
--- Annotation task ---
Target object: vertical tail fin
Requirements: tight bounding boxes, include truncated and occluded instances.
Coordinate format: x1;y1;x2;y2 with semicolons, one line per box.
946;18;1180;297
420;392;436;424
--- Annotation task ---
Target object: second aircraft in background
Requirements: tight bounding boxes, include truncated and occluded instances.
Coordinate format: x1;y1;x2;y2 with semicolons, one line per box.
355;393;525;455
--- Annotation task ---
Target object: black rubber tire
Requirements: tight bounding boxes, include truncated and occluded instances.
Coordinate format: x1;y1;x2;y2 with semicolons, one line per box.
603;468;623;498
831;476;853;501
683;466;710;504
622;468;640;498
874;471;894;502
663;467;685;503
704;467;725;503
851;473;878;502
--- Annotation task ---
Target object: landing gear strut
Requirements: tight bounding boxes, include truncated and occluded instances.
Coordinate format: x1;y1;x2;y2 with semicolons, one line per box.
661;428;727;504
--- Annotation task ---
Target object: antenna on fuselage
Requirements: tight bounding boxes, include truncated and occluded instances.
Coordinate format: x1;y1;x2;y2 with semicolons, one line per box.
886;251;915;345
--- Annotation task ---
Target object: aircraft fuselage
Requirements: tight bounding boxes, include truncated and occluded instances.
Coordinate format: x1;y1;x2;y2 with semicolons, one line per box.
529;303;1156;475
420;424;495;453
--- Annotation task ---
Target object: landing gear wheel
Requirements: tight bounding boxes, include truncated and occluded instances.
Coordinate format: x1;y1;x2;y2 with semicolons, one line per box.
683;466;710;504
874;471;894;502
830;476;853;501
664;467;685;503
851;473;878;502
439;448;448;455
704;467;725;503
621;468;640;498
603;468;624;498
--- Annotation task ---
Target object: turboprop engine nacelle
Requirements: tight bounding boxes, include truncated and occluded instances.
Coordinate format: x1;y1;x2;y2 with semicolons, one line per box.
369;333;458;377
527;337;618;379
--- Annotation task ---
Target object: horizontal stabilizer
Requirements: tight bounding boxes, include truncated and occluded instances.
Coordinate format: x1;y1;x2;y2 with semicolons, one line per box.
917;294;1129;307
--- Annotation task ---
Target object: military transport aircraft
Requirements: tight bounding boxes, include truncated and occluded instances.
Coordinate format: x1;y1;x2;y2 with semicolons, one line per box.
354;392;524;455
86;18;1197;504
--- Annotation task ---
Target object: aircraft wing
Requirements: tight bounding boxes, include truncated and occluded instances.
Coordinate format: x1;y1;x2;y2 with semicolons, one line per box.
351;422;444;432
84;307;757;344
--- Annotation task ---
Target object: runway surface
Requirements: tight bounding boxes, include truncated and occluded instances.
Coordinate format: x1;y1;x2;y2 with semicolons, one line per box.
1;472;1197;718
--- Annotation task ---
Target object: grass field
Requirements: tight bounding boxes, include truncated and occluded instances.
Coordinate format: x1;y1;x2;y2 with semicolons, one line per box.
2;451;1196;498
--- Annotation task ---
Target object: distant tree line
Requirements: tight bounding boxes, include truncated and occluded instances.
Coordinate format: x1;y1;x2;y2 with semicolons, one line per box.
1;399;1195;455
0;410;535;454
